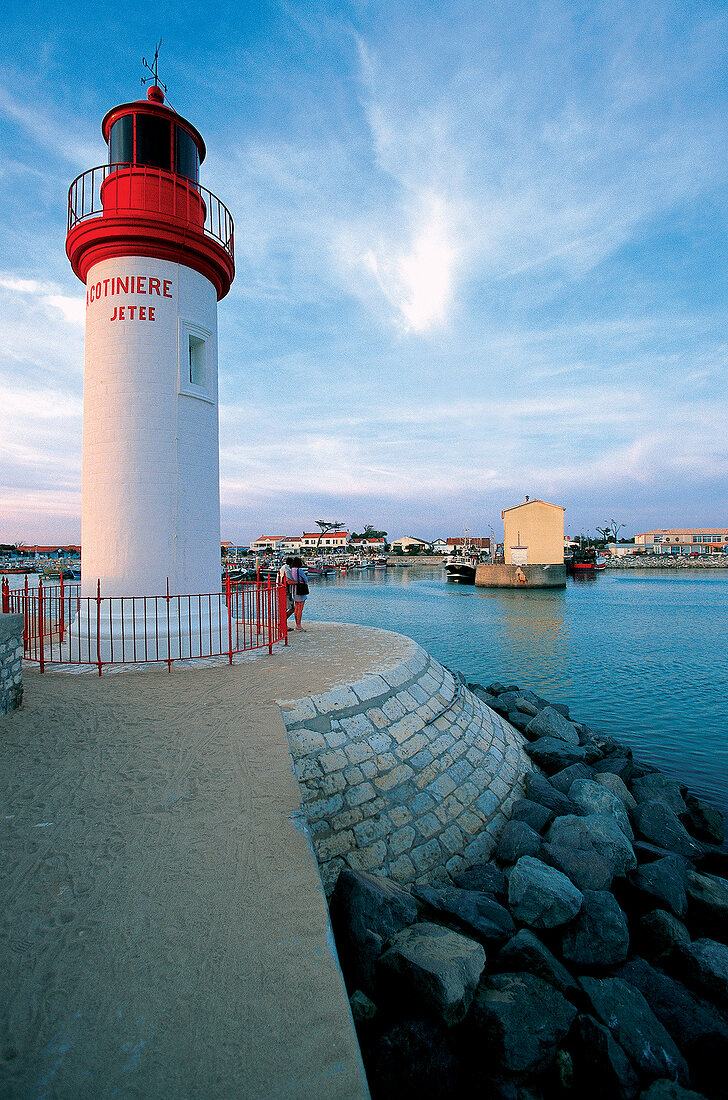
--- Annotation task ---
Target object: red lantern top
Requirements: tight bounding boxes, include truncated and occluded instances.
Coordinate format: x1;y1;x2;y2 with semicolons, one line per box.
66;85;234;299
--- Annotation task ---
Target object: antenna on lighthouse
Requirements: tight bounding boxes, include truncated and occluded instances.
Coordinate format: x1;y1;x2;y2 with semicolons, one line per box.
142;39;167;94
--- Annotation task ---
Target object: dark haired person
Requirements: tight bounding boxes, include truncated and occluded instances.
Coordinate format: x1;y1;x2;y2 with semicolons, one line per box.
291;556;309;631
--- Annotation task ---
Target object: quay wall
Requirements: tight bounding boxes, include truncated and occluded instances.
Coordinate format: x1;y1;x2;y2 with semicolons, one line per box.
475;562;566;588
279;636;532;896
0;614;23;715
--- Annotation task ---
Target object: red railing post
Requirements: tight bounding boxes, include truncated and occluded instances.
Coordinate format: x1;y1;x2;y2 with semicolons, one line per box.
38;577;45;674
59;571;65;645
96;579;102;675
267;573;273;655
1;577;8;614
226;570;233;665
23;574;28;651
165;578;172;672
280;582;288;646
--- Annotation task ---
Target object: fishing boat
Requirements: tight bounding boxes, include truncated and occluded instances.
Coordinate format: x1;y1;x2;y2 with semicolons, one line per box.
570;549;606;573
445;549;479;583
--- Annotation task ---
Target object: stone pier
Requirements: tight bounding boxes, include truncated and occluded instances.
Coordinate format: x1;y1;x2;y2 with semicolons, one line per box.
0;620;532;1098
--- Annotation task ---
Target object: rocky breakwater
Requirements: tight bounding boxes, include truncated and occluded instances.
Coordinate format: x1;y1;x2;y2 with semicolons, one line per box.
331;681;728;1100
279;640;532;896
606;555;728;570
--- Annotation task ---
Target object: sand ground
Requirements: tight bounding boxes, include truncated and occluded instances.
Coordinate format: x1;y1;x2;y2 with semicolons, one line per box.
0;622;411;1099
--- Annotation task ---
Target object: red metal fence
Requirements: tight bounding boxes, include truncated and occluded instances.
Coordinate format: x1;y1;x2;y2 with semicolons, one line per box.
1;574;287;675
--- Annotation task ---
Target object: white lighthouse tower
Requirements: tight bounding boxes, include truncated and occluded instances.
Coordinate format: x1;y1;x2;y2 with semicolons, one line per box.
66;70;234;658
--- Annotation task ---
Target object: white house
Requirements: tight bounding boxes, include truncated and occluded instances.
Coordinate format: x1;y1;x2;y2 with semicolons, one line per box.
350;537;387;551
278;536;302;553
250;535;285;553
300;531;349;551
391;536;431;552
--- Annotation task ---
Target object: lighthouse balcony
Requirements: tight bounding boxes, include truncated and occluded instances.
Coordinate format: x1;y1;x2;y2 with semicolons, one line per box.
66;163;235;297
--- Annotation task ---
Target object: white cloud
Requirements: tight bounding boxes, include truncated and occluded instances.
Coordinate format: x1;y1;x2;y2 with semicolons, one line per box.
360;194;457;332
0;276;85;328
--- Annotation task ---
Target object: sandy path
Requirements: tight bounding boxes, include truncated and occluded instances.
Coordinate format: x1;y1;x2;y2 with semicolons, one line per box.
0;623;382;1099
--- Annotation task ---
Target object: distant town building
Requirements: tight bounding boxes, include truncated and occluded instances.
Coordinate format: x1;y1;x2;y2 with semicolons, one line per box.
606;542;636;558
13;546;81;559
391;537;431;552
502;499;565;566
300;531;349;550
431;538;450;554
447;537;491;551
349;537;386;550
635;529;728;555
250;536;285;553
278;536;303;553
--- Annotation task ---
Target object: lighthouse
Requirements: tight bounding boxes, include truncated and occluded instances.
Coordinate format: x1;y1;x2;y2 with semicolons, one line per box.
66;73;234;658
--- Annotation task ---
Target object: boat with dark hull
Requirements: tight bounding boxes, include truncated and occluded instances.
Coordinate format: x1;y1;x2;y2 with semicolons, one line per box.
569;549;606;574
445;551;480;583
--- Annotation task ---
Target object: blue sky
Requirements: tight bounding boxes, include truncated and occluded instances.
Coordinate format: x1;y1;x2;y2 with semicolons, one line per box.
1;0;727;545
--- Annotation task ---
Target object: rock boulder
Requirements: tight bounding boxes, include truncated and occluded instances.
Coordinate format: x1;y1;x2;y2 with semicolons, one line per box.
470;971;577;1076
676;938;728;1007
525;706;582;745
507;855;583;928
569;778;634;840
568;1013;640;1100
414;884;515;947
579;976;689;1084
561;889;630;969
330;868;419;991
544;813;637;892
495;819;542;864
493;928;579;998
524;772;576;817
631;802;703;862
628;855;688;919
378;921;486;1026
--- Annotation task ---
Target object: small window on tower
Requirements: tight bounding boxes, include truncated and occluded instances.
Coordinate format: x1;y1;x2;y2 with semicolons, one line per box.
179;320;213;403
188;334;205;387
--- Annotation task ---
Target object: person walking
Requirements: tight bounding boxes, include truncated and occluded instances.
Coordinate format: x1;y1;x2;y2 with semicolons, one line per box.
291;555;309;631
278;556;295;619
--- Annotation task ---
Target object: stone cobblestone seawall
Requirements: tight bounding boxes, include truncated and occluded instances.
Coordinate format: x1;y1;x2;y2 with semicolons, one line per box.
279;633;532;896
0;614;24;715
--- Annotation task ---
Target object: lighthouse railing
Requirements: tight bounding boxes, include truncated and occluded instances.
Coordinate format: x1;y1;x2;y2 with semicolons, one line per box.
1;577;287;675
67;163;234;261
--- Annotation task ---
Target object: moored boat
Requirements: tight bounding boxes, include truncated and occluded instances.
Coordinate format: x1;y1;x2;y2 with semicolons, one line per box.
569;549;605;573
445;551;479;583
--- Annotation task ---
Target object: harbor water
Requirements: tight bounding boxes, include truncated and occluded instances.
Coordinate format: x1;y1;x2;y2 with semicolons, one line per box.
308;566;728;818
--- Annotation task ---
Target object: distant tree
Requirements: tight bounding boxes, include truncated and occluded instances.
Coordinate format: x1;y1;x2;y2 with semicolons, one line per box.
393;545;404;556
610;519;626;544
409;544;421;555
314;519;345;554
351;525;387;541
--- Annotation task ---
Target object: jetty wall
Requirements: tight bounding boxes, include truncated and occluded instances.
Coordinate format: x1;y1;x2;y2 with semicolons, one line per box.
475;563;566;588
279;639;532;895
0;613;23;714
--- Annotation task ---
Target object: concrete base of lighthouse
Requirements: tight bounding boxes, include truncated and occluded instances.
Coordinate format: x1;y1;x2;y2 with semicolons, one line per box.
62;594;226;664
